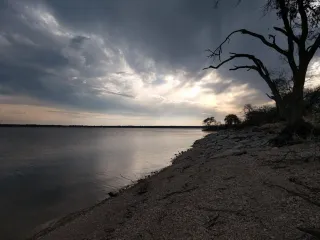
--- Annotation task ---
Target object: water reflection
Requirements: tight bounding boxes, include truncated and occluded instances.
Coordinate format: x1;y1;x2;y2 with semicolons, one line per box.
0;128;205;239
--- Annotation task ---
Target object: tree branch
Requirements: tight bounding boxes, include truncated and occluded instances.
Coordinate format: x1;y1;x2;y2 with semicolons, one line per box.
278;0;295;39
204;51;281;105
204;52;272;83
206;25;299;76
273;26;287;35
266;93;276;100
273;27;299;44
307;33;320;61
206;31;237;61
239;29;288;56
229;65;258;71
206;28;288;62
296;0;309;66
298;0;309;43
205;53;265;73
204;54;238;70
268;34;276;44
278;0;298;74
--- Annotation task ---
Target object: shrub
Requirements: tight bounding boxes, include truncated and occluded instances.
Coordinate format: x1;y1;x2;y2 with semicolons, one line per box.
203;117;216;126
224;114;241;125
243;105;279;126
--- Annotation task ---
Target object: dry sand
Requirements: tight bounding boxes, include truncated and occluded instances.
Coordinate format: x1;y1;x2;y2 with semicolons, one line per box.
29;125;320;240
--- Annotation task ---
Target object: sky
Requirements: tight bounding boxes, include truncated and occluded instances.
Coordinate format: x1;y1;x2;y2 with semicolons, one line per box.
0;0;319;125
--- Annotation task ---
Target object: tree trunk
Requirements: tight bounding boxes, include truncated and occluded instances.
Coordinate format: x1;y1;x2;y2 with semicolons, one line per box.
287;92;304;127
274;97;286;120
269;72;314;146
287;72;306;128
281;72;314;139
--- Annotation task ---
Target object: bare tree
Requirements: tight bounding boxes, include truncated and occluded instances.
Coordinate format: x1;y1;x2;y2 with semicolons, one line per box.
205;0;320;132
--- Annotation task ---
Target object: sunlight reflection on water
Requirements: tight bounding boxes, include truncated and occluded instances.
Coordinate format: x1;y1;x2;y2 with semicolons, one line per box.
0;127;206;239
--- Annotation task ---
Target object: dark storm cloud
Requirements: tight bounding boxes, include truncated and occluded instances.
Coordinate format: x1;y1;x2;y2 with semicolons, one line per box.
1;0;310;121
45;0;223;74
69;36;90;49
46;0;283;81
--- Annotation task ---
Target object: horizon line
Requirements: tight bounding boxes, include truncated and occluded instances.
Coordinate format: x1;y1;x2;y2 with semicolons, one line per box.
0;124;203;128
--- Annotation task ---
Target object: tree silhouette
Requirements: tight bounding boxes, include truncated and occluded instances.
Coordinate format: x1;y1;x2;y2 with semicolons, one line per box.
205;0;320;131
243;104;254;115
203;117;217;126
224;114;241;125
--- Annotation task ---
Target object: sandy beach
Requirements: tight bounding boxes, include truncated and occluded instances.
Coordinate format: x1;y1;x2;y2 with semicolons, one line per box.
29;125;320;240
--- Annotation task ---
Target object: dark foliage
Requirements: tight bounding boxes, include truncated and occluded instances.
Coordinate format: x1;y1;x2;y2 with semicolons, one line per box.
203;86;320;132
202;123;245;131
224;114;241;125
203;117;217;126
243;105;280;126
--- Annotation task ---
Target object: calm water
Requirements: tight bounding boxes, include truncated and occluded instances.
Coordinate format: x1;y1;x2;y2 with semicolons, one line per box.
0;127;205;239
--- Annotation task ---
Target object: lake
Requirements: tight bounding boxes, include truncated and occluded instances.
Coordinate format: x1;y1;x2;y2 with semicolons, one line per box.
0;127;205;239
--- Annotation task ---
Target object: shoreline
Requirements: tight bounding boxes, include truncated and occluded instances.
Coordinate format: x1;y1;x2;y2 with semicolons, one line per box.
27;139;202;239
29;124;320;240
27;155;185;240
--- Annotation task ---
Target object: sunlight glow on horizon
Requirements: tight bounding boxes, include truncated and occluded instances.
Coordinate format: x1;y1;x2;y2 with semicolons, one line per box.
1;1;319;125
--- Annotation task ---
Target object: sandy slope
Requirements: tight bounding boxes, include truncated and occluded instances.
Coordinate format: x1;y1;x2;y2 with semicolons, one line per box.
30;125;320;240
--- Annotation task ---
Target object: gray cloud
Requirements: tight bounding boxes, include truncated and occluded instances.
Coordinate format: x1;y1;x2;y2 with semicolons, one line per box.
69;36;90;49
0;0;318;124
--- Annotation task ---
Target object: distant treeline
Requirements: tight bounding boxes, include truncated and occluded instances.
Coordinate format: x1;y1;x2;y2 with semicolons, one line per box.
0;124;202;129
203;86;320;132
